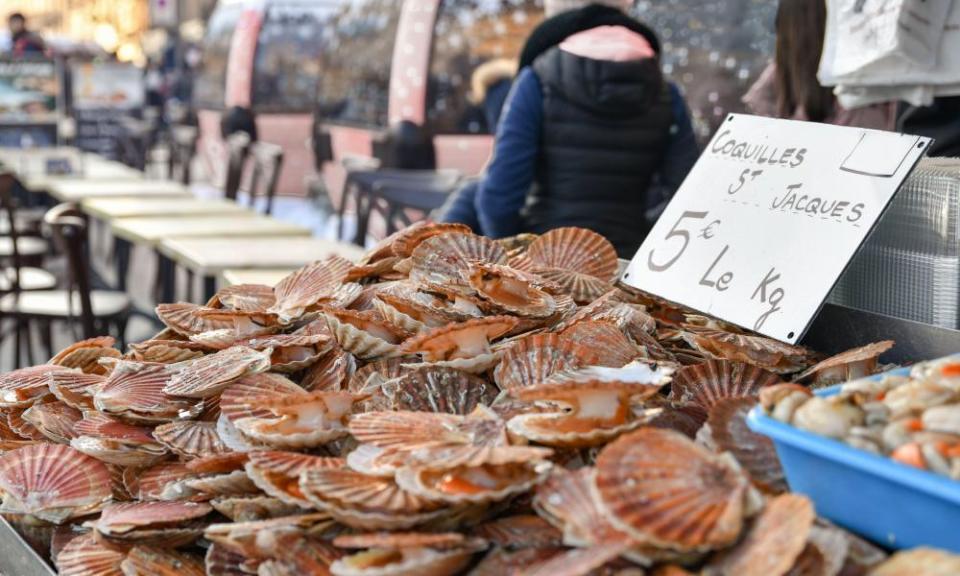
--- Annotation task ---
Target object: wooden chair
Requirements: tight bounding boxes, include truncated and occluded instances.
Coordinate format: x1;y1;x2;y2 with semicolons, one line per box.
367;174;461;237
245;141;284;215
0;171;55;293
0;203;131;367
167;125;199;185
224;132;252;203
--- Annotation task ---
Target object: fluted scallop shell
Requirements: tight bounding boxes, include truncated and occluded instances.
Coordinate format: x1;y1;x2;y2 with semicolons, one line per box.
154;421;228;459
233;390;357;449
186;452;251;475
0;364;71;408
349;356;412;393
870;548;960;576
184;469;260;498
472;514;563;548
707;397;787;494
409;232;509;287
684;330;813;374
245;451;344;507
21;401;82;444
48;371;106;410
507;407;651;449
156;302;255;336
218;283;277;312
299;466;434;514
94;361;199;422
533;468;629;548
795;340;894;387
269;256;354;322
669;360;783;427
164;345;272;398
203;513;334;558
390;366;499;415
210;495;300;522
55;532;125;576
560;321;640;367
301;346;356;391
127;339;208;364
464;263;557;318
220;373;305;422
125;461;195;501
470;548;565;576
331;533;487;573
370;221;473;263
525;227;618;281
70;437;167;468
595;428;751;552
205;543;249;576
401;316;518;361
121;546;206;576
373;295;428;333
530;267;614;305
0;443;112;523
50;336;121;375
705;493;814;576
96;501;212;535
494;333;596;390
73;413;158;446
324;308;407;359
7;406;47;440
349;410;508;454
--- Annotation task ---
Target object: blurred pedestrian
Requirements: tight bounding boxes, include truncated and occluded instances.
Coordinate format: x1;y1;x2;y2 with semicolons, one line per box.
441;0;698;258
7;13;45;57
742;0;894;130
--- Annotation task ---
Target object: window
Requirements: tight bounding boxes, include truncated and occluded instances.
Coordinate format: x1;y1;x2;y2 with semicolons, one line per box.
633;0;776;142
312;0;403;128
194;1;243;109
428;0;543;135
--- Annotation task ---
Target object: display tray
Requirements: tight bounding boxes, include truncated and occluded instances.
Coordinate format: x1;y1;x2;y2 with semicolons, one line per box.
0;516;57;576
747;365;960;553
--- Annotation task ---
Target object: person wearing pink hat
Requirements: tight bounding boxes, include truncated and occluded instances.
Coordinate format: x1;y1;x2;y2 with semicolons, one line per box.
441;1;698;258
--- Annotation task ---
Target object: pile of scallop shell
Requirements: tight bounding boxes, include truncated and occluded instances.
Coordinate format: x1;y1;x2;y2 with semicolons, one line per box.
763;355;960;480
0;224;953;575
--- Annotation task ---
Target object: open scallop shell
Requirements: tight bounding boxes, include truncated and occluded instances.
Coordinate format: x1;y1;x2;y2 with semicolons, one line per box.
21;401;82;444
472;514;563;549
0;364;72;408
127;339;208;364
121;546;206;576
532;267;613;304
409;231;509;288
525;227;618;282
0;443;112;524
184;469;260;498
96;500;212;535
55;532;126;576
464;263;557;318
205;543;248;576
366;221;474;263
300;345;355;392
71;413;168;467
493;333;596;391
124;461;195;501
596;428;753;552
533;468;630;548
704;494;814;576
795;340;894;387
706;397;787;494
330;532;486;576
559;321;640;367
669;360;783;427
220;373;305;422
50;337;121;375
157;302;276;337
684;330;814;374
300;466;439;513
164;346;272;399
204;513;334;560
47;371;105;410
395;446;553;505
245;451;343;508
401;316;517;363
390;366;498;415
869;548;960;576
270;256;354;322
234;390;360;449
154;421;228;459
210;495;301;522
348;410;509;454
94;361;200;423
217;283;277;313
324;308;408;359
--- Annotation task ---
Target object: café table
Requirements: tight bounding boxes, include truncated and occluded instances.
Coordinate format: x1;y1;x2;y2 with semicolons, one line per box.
44;179;191;202
82;197;251;220
159;237;365;301
219;268;298;288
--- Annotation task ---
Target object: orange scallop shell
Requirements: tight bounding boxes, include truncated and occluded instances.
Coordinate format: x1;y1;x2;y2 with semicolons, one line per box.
21;401;82;444
156;303;255;336
683;330;813;374
705;493;814;576
204;542;248;576
127;339;208;364
867;548;960;576
217;283;277;313
164;346;272;399
300;467;439;513
390;366;499;415
472;514;563;548
510;542;632;576
0;364;71;408
46;370;104;411
529;267;614;305
559;321;640;367
269;256;354;322
348;410;508;454
96;501;212;534
409;232;509;287
464;262;557;318
525;227;619;282
220;373;305;423
210;495;301;522
50;336;121;375
375;222;474;262
301;345;356;392
795;340;894;387
0;443;112;524
533;468;629;548
125;461;195;501
595;427;751;552
323;308;408;359
401;316;518;361
471;548;566;576
233;390;357;449
245;451;343;507
121;546;206;576
707;397;787;494
55;532;125;576
184;470;259;498
94;363;200;423
154;421;228;459
348;356;411;392
493;333;597;391
669;360;783;427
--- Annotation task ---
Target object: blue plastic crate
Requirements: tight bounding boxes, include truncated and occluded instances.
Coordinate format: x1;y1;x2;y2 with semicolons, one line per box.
747;366;960;552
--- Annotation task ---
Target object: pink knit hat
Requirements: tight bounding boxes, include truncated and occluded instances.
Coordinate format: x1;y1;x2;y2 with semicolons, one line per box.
559;25;655;62
545;0;634;17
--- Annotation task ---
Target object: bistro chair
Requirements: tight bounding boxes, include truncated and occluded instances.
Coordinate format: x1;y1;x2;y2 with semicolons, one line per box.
224;132;253;203
167;125;200;185
244;141;284;215
0;171;55;293
366;172;462;237
0;203;131;368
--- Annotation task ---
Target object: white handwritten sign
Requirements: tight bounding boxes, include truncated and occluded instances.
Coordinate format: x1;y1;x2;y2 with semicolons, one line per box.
622;114;932;344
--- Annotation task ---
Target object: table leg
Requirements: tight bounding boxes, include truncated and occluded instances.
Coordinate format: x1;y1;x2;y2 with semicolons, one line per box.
203;275;217;303
158;254;176;304
186;269;195;303
114;237;131;292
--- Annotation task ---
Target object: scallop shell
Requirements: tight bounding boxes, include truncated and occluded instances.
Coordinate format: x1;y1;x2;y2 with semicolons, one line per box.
510;542;633;576
0;443;112;523
560;321;640;367
96;501;212;535
471;548;566;576
493;333;596;390
868;548;960;576
156;302;257;336
55;532;125;576
348;410;509;454
704;494;814;576
270;256;354;322
533;468;629;548
472;514;563;548
125;461;195;501
233;390;358;449
184;469;260;498
464;263;557;318
210;495;301;522
74;413;160;446
94;361;199;423
245;451;343;507
0;364;71;408
48;371;105;410
365;221;474;263
395;446;553;505
21;401;82;444
164;346;272;398
669;360;783;427
220;373;305;423
300;466;439;513
70;436;168;468
707;397;787;494
390;366;498;415
121;546;206;576
127;339;208;364
349;356;411;393
50;337;121;375
795;340;894;387
525;227;618;281
186;452;252;475
205;543;249;576
531;267;614;305
684;330;813;374
217;283;277;313
324;308;407;359
400;316;518;362
204;513;334;558
154;421;228;459
596;428;752;552
409;231;509;285
301;346;356;392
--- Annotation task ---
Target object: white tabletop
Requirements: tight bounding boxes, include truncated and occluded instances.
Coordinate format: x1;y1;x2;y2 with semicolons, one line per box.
158;237;365;276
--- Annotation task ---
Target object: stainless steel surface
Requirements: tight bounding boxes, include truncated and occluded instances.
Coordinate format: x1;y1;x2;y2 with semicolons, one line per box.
830;158;960;329
0;517;56;576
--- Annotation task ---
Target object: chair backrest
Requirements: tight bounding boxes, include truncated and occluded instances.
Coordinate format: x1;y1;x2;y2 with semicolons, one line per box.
43;203;95;338
373;120;436;170
168;125;199;185
0;171;22;293
246;142;284;215
224;132;252;202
